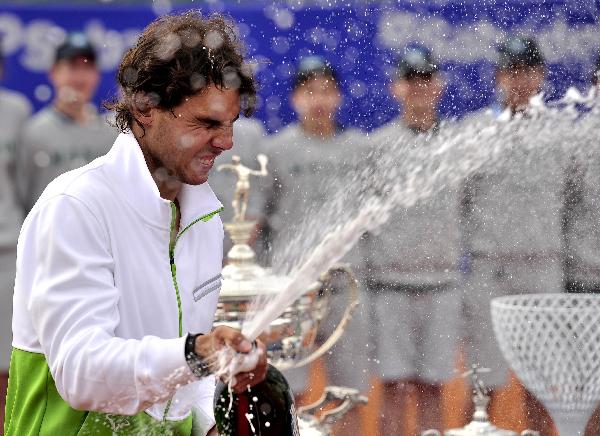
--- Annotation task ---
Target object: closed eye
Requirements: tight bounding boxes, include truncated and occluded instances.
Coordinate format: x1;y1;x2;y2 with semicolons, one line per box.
195;115;239;129
196;118;221;129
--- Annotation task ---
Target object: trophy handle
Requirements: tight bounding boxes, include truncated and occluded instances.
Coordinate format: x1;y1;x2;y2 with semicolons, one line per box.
293;264;359;368
297;386;367;425
319;388;368;426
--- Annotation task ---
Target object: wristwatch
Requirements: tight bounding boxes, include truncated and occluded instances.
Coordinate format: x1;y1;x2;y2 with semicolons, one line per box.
184;332;212;378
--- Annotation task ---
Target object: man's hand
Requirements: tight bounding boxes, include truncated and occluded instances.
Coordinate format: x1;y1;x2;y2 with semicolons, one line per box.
195;326;268;393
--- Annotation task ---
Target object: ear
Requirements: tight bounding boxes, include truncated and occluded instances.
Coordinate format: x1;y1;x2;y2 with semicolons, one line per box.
390;80;408;103
432;75;445;97
495;70;508;93
131;92;159;128
290;89;302;114
48;64;59;87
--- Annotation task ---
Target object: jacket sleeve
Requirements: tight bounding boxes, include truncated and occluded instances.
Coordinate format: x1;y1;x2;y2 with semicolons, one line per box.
26;194;197;415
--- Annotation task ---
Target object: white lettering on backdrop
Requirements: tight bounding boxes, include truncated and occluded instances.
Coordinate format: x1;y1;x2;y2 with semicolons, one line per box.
0;13;141;72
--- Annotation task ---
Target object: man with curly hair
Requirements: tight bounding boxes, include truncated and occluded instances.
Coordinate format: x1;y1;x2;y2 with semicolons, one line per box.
5;12;266;436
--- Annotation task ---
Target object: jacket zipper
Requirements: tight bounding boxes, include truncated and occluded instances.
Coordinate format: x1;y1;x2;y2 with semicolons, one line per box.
169;202;184;338
168;203;224;336
163;202;223;423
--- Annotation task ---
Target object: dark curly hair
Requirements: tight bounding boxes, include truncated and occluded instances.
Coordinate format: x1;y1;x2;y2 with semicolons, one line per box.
106;11;256;133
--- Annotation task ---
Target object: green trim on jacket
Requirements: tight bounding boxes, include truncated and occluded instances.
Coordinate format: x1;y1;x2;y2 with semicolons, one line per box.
4;348;193;435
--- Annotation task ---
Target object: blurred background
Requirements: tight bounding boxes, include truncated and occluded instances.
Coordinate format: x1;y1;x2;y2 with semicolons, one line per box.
1;0;599;133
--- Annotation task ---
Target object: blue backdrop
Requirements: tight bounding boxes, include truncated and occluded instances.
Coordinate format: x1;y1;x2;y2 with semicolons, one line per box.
1;1;599;132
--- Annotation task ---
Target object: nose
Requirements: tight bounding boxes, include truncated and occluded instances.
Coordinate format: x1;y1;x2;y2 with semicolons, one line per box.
212;127;234;151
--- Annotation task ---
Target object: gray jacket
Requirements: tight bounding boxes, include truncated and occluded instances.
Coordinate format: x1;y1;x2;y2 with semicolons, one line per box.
263;124;372;392
362;120;462;288
461;110;567;263
262;124;367;268
563;121;600;286
16;106;117;213
0;88;31;249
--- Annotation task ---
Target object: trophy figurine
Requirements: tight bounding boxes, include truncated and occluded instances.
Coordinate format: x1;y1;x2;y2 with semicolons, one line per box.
217;154;269;278
217;154;268;223
213;154;366;435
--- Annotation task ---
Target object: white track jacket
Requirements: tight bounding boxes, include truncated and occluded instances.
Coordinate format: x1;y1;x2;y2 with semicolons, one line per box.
10;132;224;432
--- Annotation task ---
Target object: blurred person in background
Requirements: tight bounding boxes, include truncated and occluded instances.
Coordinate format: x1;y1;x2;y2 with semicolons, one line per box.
262;56;371;433
460;36;563;432
365;45;462;434
558;51;600;436
0;42;32;425
562;53;600;297
16;32;116;214
491;36;546;115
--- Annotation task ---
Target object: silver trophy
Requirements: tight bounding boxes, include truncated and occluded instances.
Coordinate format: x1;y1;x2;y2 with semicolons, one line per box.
214;155;367;435
422;365;538;436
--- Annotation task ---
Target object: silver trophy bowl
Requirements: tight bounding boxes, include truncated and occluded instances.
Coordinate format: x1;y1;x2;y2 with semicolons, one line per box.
491;293;600;435
214;238;358;371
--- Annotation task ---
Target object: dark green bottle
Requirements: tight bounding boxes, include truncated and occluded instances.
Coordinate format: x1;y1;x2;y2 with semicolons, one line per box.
213;364;300;436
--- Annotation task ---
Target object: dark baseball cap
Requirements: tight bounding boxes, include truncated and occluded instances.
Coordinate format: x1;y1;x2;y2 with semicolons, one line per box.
497;36;544;69
55;32;97;64
396;45;439;79
293;55;338;89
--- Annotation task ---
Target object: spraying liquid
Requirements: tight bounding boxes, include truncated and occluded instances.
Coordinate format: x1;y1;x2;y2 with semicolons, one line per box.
243;96;599;342
213;95;600;435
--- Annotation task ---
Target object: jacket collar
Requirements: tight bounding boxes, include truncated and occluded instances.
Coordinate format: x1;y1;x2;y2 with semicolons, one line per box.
103;132;223;230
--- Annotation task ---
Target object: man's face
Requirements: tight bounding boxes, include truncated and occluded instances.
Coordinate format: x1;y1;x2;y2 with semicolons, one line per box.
496;65;544;110
291;75;341;122
143;85;240;186
50;56;100;105
391;74;444;113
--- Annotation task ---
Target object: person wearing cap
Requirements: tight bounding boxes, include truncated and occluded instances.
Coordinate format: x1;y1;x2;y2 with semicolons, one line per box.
5;13;268;436
562;54;600;296
493;36;546;115
364;45;462;434
262;56;371;432
0;41;32;420
459;36;565;426
380;44;444;133
15;32;117;214
556;51;600;436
